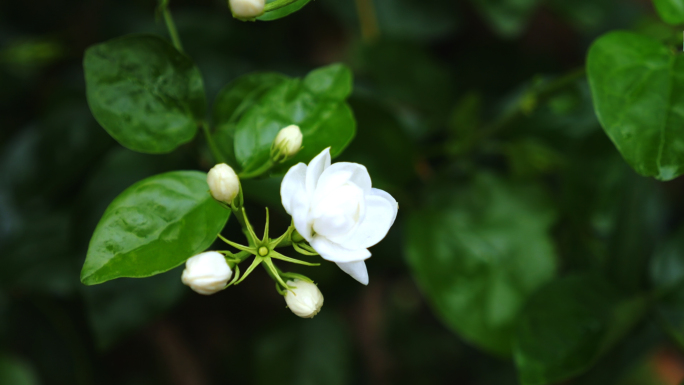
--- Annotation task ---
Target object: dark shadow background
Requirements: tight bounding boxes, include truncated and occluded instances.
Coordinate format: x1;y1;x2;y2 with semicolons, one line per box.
2;0;683;384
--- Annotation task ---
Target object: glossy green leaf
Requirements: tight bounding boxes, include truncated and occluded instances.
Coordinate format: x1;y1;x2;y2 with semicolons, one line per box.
513;275;648;385
212;72;290;168
234;64;355;173
653;0;684;25
405;174;557;355
258;0;312;21
84;34;206;154
470;0;540;38
587;31;684;181
81;171;229;285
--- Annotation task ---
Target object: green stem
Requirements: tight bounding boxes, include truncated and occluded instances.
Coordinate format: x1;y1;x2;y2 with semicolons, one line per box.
239;159;274;179
230;206;255;246
263;257;291;290
202;122;226;164
276;238;292;248
160;0;184;52
264;0;301;12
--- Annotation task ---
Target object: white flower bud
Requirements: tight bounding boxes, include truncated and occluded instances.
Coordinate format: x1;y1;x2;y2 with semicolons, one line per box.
181;252;233;295
271;125;303;161
228;0;265;19
284;279;324;318
207;163;240;204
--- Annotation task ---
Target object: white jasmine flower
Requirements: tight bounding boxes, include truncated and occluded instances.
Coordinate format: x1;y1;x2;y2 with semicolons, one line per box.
181;251;233;295
207;163;240;204
280;148;398;285
284;279;324;318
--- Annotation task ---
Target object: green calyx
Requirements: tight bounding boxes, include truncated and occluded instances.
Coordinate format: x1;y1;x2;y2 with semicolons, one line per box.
217;207;319;291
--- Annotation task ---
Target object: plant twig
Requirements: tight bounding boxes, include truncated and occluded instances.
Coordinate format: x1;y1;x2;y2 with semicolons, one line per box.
159;0;184;52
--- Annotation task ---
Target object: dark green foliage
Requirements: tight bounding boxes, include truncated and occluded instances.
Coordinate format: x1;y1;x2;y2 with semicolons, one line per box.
3;0;684;384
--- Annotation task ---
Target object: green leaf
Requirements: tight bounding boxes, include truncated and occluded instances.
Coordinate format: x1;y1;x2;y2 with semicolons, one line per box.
405;173;557;355
212;72;290;168
513;275;648;385
81;171;229;285
258;0;312;21
84;34;206;154
587;31;684;181
233;64;356;172
470;0;540;38
653;0;684;25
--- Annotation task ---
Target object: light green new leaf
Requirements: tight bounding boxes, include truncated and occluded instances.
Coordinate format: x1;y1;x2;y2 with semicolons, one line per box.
258;0;312;21
653;0;684;25
405;174;557;355
84;34;206;154
587;31;684;181
212;72;290;168
234;64;355;173
81;171;229;285
513;275;648;385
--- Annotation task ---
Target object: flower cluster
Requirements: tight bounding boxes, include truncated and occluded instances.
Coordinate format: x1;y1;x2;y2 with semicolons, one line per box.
181;125;398;318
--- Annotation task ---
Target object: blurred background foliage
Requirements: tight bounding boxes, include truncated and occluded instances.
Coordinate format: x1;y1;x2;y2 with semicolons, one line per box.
3;0;684;384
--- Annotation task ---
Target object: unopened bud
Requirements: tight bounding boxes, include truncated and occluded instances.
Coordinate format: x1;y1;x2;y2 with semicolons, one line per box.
207;163;240;204
284;279;324;318
271;125;303;162
228;0;265;19
181;252;233;295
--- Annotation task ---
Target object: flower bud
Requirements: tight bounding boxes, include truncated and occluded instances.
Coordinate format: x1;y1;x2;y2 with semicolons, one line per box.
284;279;324;318
228;0;265;19
207;163;240;204
181;252;233;295
271;125;303;162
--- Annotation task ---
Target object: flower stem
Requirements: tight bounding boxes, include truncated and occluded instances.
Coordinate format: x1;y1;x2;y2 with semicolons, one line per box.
230;206;256;247
202;122;226;164
239;159;274;179
159;0;184;52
